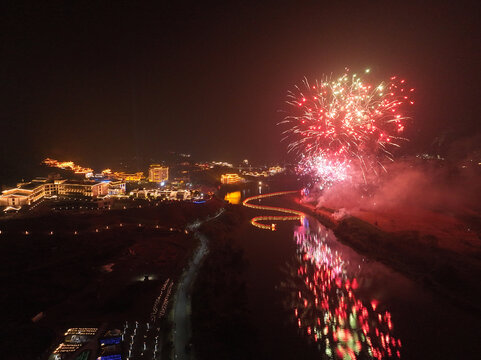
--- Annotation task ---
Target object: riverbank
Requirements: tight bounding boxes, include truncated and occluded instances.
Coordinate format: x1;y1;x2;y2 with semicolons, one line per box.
292;195;481;314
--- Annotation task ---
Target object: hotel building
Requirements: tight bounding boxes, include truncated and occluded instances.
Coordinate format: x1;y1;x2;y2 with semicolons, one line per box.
149;165;169;183
0;179;110;208
220;173;244;184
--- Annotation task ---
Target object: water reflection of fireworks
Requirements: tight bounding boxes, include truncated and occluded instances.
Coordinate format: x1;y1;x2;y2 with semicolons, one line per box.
280;221;401;359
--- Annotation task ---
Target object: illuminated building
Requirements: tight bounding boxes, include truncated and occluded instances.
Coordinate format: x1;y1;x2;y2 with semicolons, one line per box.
241;170;269;177
51;343;82;356
240;166;285;177
49;328;99;359
130;188;192;201
112;171;144;182
107;180;126;195
269;166;285;175
43;158;93;177
64;327;98;336
0;179;110;208
0;179;47;206
56;180;109;198
195;162;212;170
99;169;144;182
0;189;30;207
220;173;244;184
94;168;145;182
149;164;169;183
212;161;233;167
101;168;113;177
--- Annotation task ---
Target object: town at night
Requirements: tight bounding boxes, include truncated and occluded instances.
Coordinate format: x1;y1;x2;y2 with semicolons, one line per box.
1;2;480;359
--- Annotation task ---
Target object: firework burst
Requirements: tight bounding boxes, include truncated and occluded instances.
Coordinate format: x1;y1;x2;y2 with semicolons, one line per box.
280;69;414;182
298;154;351;190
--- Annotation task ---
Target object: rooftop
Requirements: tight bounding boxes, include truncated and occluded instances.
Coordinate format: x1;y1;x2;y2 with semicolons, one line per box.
18;182;45;190
62;180;98;185
8;191;30;197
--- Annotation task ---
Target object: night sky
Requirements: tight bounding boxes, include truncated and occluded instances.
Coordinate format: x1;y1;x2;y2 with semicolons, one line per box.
1;1;480;173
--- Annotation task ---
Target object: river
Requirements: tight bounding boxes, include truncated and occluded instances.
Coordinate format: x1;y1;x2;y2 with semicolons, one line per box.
230;188;479;359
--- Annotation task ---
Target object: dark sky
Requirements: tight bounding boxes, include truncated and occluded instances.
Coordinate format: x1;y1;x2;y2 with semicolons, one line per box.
1;1;480;171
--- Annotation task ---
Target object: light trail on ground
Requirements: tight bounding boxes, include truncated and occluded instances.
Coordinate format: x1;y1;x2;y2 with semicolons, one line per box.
242;191;305;230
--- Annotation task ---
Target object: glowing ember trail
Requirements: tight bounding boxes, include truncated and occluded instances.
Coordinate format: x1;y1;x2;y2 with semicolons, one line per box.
280;69;414;183
243;191;305;231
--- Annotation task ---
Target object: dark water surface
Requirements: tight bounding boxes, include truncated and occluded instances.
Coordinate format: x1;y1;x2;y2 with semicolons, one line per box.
235;191;479;359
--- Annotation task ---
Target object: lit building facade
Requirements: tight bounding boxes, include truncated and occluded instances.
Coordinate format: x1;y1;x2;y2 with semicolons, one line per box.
0;179;110;208
113;172;144;182
220;173;244;184
42;158;94;177
0;179;47;207
56;180;109;198
269;166;285;175
149;165;169;183
100;169;143;182
107;180;126;195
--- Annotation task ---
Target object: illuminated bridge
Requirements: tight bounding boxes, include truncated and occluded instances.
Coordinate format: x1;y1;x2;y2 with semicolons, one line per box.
242;191;305;231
